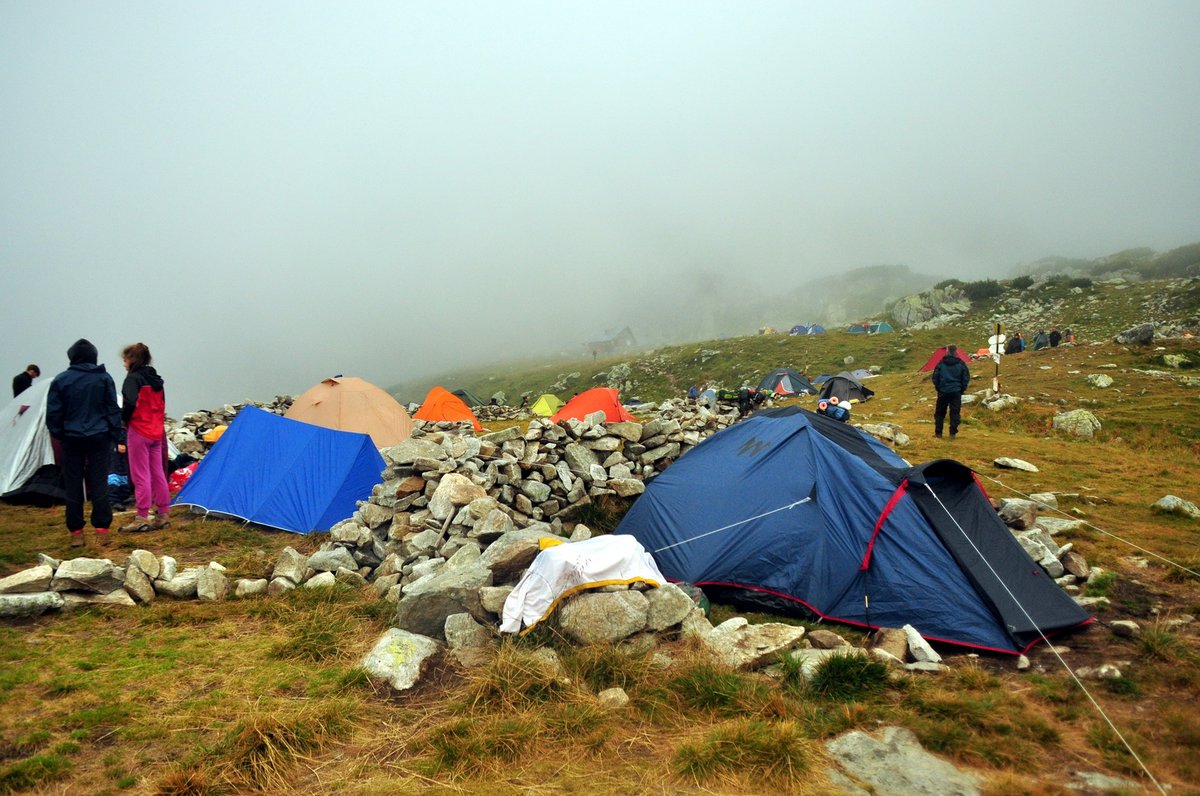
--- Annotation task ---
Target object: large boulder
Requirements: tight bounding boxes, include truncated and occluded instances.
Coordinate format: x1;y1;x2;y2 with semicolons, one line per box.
825;726;982;795
704;618;806;670
272;547;308;584
382;437;447;466
644;583;696;631
0;565;54;595
51;558;124;594
0;591;64;618
306;547;358;573
998;498;1039;530
558;590;650;645
361;629;443;691
1151;495;1200;520
393;561;492;639
1113;323;1154;345
479;527;560;584
1053;409;1101;439
429;473;488;521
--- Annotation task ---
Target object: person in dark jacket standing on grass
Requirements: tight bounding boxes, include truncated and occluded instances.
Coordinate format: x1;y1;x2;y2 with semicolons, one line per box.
932;344;971;439
118;342;171;533
46;339;124;546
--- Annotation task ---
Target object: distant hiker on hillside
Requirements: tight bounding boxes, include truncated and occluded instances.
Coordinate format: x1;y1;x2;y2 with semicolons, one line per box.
1004;335;1020;355
12;364;40;397
932;344;971;439
118;343;171;533
687;385;699;402
1064;327;1075;344
46;339;124;547
520;394;530;410
1049;327;1062;347
1032;330;1050;350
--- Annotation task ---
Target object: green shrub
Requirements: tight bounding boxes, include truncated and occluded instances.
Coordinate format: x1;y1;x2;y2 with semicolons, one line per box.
962;279;1006;302
1068;277;1093;289
934;278;965;291
806;652;890;701
1009;275;1034;290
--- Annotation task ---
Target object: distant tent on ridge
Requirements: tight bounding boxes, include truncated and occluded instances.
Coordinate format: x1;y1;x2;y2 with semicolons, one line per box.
847;321;894;334
530;394;565;417
551;387;635;424
0;379;64;504
919;346;972;372
450;388;486;408
172;407;385;534
284;376;415;448
413;386;483;431
818;372;875;403
757;368;817;396
615;407;1092;653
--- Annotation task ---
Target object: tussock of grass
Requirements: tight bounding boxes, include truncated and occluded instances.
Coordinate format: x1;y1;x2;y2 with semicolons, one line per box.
804;652;891;701
662;659;772;716
209;700;355;790
673;719;813;786
464;644;579;710
1086;571;1117;598
153;767;214;796
1139;627;1186;662
560;642;655;692
419;715;540;775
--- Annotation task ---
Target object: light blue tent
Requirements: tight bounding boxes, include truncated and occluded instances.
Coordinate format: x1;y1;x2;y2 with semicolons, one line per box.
172;407;385;534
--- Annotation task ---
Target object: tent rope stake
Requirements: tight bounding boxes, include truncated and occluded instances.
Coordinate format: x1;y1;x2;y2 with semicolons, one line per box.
922;483;1167;794
650;498;811;554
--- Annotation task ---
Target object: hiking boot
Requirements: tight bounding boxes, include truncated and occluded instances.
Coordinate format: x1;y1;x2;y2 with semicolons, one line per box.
149;517;171;531
119;518;153;533
70;531;85;547
94;528;110;545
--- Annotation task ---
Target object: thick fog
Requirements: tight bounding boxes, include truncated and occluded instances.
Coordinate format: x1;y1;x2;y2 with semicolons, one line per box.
3;2;1198;413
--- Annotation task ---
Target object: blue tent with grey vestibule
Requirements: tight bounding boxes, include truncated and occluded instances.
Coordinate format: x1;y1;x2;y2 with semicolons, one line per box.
172;406;385;534
615;407;1092;653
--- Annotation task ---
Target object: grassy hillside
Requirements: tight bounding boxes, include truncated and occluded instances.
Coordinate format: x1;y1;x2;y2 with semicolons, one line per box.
4;276;1200;793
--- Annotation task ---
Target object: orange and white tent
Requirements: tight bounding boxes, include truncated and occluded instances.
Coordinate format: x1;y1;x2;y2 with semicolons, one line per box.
284;376;415;448
550;387;635;424
413;386;483;431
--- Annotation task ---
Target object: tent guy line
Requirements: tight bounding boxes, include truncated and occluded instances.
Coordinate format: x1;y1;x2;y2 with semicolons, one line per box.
920;482;1167;794
975;471;1200;580
649;497;812;555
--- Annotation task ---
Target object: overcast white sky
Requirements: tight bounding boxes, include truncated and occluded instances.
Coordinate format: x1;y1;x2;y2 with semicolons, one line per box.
3;1;1198;413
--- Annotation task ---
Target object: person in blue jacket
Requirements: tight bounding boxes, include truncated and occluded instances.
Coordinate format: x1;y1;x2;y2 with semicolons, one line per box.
932;344;971;439
46;339;125;546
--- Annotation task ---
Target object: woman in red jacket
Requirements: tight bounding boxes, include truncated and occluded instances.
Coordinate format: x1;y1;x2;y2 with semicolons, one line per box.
118;343;171;532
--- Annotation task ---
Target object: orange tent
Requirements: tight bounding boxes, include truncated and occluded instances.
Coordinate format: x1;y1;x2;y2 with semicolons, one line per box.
284;376;415;448
413;386;483;431
551;387;636;424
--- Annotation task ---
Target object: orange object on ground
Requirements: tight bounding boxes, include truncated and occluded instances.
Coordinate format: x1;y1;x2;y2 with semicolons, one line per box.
413;386;483;431
551;387;636;424
284;376;415;448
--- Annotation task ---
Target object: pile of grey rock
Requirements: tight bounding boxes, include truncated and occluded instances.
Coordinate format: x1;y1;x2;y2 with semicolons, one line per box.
167;396;293;458
0;550;243;617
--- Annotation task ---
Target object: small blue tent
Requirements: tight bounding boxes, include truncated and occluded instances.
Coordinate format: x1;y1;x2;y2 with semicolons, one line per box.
616;407;1091;653
173;407;385;534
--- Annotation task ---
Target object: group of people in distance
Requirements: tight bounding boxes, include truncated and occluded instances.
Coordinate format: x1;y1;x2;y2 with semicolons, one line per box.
1003;326;1076;355
14;340;170;547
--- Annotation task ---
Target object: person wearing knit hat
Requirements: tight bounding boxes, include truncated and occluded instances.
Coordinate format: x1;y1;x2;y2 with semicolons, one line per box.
45;339;125;547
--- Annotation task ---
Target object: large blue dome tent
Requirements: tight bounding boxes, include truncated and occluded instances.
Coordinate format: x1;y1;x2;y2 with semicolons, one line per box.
615;407;1091;653
173;407;385;534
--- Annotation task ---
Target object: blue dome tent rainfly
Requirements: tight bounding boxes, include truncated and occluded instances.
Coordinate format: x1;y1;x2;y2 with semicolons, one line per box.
173;407;385;534
615;407;1091;653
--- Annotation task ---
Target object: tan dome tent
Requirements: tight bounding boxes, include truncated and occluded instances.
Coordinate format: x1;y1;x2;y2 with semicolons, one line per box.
284;377;414;448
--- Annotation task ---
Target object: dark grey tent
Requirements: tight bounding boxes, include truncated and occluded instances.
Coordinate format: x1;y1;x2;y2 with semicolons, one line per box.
818;372;875;403
450;388;486;407
758;368;817;396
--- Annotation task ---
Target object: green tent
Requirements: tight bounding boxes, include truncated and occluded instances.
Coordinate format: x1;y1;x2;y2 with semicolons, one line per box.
530;394;565;416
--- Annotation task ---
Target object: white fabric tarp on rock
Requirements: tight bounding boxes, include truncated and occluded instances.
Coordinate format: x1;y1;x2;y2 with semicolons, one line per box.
500;534;667;634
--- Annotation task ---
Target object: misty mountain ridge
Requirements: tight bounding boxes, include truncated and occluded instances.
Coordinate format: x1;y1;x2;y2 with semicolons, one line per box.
390;245;1200;404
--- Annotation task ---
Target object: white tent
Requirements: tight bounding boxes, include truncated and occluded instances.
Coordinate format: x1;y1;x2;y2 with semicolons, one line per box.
0;380;58;498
